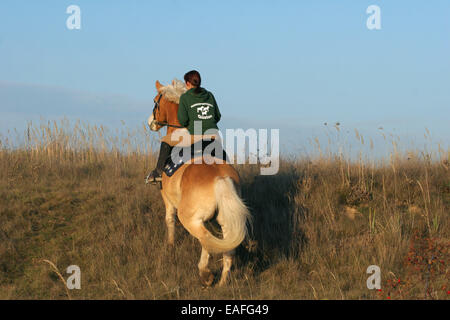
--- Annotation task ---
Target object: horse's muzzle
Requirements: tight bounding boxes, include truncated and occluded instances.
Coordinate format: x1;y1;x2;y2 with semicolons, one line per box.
149;120;160;131
148;115;160;131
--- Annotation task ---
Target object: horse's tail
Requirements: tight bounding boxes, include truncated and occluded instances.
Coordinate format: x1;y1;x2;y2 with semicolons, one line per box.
200;177;251;254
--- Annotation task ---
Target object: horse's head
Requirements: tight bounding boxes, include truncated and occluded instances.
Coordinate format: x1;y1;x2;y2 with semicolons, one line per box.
148;81;167;131
148;80;187;132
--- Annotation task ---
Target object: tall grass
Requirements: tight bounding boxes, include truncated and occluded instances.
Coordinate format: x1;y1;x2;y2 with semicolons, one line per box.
0;119;448;299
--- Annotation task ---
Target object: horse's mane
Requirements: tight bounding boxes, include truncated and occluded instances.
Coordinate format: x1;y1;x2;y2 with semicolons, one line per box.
160;79;187;104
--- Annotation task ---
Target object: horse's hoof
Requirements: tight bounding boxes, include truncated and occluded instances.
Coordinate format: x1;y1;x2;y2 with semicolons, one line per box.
217;279;228;287
199;270;214;287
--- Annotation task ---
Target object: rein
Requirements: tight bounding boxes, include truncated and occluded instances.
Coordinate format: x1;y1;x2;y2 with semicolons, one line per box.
152;94;184;129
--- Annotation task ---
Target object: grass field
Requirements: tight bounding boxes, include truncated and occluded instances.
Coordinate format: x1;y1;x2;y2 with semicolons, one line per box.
0;120;448;299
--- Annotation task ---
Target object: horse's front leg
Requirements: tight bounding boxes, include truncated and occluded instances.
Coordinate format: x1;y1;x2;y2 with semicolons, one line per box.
218;250;234;287
161;192;176;246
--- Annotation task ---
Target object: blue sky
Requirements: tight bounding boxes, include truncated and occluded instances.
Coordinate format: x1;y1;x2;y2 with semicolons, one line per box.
0;0;449;156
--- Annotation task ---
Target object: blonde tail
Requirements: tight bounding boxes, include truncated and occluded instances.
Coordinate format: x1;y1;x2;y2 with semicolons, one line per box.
200;177;251;254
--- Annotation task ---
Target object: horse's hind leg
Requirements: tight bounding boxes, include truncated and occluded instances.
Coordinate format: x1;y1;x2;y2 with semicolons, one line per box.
198;246;214;287
178;216;214;286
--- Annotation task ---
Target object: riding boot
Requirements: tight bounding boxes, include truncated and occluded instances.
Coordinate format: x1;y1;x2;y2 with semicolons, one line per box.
146;142;172;183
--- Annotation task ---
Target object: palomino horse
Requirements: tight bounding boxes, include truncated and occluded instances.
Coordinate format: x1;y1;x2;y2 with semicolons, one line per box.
147;80;251;287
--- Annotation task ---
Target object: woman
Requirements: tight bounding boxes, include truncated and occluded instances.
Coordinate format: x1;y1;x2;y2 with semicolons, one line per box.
177;70;221;136
147;70;222;182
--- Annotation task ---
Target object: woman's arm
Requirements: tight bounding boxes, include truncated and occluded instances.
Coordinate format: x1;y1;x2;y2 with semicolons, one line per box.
211;94;221;123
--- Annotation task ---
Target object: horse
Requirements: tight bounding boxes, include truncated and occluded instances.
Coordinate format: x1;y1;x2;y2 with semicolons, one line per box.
147;79;251;287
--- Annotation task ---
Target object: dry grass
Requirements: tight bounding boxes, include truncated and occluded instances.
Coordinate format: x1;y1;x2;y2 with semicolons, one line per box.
0;120;448;300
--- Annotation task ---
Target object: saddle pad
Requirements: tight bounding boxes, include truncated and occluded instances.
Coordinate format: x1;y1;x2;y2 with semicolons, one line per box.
163;140;228;177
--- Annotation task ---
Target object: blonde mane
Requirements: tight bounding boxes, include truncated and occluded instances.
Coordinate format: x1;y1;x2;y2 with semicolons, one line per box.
160;79;187;104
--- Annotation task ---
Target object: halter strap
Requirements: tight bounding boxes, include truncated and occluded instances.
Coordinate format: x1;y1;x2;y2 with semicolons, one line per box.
152;94;184;129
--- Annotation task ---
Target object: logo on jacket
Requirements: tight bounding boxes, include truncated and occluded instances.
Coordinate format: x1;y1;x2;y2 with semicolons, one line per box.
192;103;213;120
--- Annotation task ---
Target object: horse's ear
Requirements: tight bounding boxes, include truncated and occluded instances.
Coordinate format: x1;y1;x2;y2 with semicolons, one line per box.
155;80;163;92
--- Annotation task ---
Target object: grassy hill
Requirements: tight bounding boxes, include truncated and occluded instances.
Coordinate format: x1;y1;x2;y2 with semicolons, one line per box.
0;121;448;299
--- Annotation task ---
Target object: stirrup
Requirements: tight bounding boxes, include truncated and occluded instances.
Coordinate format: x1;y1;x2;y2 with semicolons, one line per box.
145;171;162;185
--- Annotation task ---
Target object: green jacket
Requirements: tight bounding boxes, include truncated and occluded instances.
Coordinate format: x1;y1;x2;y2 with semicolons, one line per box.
177;87;221;135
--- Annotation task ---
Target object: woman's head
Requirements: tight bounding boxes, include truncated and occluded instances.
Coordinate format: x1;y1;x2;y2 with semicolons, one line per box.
184;70;201;91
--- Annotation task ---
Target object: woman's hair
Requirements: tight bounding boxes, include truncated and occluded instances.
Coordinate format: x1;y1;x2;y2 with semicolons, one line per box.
184;70;201;93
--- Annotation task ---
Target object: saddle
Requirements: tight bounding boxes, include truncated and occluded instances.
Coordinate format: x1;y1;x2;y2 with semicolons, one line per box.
163;139;228;177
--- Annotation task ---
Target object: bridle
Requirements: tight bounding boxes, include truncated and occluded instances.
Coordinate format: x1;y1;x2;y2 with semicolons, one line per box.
151;93;184;129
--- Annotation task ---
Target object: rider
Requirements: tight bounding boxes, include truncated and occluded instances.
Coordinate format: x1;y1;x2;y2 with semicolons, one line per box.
147;70;222;182
178;70;221;136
